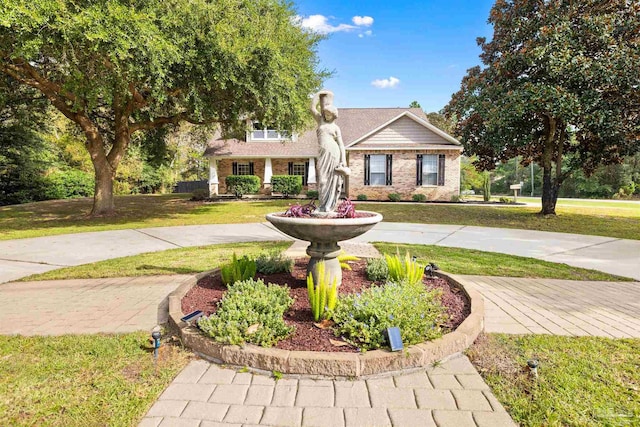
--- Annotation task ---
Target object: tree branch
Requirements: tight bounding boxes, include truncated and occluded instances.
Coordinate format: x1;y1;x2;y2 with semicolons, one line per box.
129;113;220;134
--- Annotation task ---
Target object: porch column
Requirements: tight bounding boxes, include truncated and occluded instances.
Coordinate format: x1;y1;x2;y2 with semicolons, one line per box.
208;157;219;196
264;158;273;190
307;157;316;184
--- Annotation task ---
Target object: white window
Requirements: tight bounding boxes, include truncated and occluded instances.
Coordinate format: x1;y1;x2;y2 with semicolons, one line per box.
369;154;387;185
422;154;438;186
236;162;251;175
252;122;284;140
292;163;306;177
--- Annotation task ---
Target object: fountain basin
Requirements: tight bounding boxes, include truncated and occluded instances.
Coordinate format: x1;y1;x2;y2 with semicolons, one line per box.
266;211;383;288
265;211;383;243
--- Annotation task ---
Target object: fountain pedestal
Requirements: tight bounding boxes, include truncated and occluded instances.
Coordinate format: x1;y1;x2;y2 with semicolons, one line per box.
265;212;383;287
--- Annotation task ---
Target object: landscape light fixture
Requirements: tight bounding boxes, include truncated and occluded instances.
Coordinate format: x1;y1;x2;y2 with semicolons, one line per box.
527;359;539;378
424;262;440;277
151;331;162;361
384;327;404;352
181;310;204;324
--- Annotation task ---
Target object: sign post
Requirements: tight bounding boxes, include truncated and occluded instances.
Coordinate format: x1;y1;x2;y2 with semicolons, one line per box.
510;183;522;203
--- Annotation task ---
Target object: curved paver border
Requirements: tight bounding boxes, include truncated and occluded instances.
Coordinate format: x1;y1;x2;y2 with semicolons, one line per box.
168;269;484;377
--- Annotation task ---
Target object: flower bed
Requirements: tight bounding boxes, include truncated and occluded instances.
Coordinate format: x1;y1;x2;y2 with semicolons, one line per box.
181;259;469;353
170;264;484;377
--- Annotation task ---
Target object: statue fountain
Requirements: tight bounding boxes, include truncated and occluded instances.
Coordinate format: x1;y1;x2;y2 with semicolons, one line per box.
266;91;383;287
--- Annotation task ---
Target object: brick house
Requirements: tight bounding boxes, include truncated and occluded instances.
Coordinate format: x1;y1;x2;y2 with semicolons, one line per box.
204;108;462;201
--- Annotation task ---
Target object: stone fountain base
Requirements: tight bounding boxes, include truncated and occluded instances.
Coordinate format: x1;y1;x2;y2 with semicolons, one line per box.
265;211;383;287
167;268;484;377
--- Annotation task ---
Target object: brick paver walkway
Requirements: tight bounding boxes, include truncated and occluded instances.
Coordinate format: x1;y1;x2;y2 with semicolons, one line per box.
4;238;638;427
0;275;189;335
139;355;516;427
456;275;640;338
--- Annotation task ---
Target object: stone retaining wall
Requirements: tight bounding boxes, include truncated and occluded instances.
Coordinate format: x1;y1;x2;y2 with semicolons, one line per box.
169;270;484;378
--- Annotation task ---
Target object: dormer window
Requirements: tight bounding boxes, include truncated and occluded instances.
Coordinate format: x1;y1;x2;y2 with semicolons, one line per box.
251;122;284;140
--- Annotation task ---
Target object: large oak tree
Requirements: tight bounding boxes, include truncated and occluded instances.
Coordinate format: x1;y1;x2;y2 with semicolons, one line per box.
446;0;640;214
0;0;325;215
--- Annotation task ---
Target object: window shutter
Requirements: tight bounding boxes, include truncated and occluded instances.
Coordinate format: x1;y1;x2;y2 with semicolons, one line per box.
364;154;370;185
386;154;393;186
438;154;445;186
249;162;254;175
416;154;423;186
232;162;238;175
288;162;293;175
304;161;309;186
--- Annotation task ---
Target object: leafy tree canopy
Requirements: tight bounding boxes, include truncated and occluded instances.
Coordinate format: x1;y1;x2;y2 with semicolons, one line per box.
0;0;326;214
446;0;640;214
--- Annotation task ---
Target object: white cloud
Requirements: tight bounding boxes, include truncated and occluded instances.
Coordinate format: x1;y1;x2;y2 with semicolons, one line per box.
296;14;374;35
371;76;400;89
298;15;355;34
352;16;374;27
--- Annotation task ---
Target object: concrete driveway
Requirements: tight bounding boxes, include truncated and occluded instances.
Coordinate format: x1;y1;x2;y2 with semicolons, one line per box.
0;222;638;283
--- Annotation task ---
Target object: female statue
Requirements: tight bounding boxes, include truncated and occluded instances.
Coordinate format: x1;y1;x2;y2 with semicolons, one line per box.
310;90;350;215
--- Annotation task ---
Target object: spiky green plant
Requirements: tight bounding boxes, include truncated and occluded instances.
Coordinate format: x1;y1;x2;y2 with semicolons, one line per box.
384;252;424;286
221;253;257;285
337;251;360;270
306;261;338;321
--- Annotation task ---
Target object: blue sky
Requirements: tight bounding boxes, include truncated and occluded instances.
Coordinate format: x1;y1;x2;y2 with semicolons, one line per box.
294;0;496;113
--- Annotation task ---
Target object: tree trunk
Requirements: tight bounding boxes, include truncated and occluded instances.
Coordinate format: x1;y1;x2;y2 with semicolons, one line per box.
91;157;116;216
540;116;558;215
540;167;559;215
86;101;129;217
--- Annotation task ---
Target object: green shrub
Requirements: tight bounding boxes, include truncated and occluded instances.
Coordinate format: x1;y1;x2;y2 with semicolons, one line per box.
388;193;402;202
385;252;424;286
198;278;294;347
333;280;447;350
614;182;636;199
0;125;51;206
225;175;260;198
306;190;319;199
43;169;94;200
271;175;302;197
356;194;368;201
191;188;209;201
113;180;132;195
255;250;294;275
412;193;427;202
450;194;462;202
221;253;257;285
338;251;360;271
482;172;491;202
366;257;389;283
499;196;513;204
307;261;338;321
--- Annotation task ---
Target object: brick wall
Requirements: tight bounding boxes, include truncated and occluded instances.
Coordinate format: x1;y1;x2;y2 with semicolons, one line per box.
217;159;265;194
347;150;460;201
216;158;315;195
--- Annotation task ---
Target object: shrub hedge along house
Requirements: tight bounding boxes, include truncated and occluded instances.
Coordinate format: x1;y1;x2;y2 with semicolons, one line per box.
204;108;462;201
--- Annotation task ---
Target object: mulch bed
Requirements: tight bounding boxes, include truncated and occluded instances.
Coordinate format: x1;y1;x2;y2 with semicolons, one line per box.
181;259;470;353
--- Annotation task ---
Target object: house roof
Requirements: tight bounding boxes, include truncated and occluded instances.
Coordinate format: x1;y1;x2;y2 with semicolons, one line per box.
204;107;459;158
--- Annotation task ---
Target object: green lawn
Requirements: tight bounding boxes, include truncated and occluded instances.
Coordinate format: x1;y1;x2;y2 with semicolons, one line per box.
21;241;291;281
1;195;638;241
365;202;640;239
20;241;630;282
0;195;293;240
516;196;640;210
467;334;640;427
0;333;190;427
373;243;632;281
